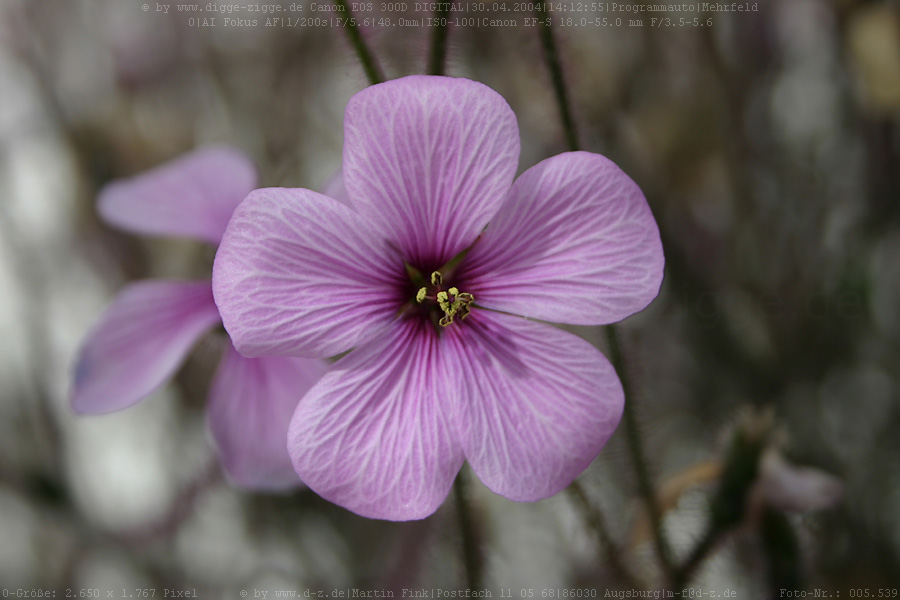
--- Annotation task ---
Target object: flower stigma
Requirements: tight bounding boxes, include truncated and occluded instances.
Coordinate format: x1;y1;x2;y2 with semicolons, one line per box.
415;271;474;327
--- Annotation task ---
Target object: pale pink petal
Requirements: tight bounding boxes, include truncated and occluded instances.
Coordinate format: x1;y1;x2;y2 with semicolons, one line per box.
462;152;664;325
754;451;843;513
343;75;520;267
71;280;221;414
445;311;624;501
98;146;258;244
288;320;464;520
213;188;406;358
208;344;329;491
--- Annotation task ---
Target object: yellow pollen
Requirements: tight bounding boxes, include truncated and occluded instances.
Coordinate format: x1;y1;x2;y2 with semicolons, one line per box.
436;290;449;311
413;270;474;327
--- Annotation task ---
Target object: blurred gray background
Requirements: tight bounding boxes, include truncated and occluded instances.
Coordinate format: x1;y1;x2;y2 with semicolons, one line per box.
1;0;899;595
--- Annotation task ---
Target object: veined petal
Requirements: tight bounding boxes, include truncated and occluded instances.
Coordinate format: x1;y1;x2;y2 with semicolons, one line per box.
288;320;464;521
462;152;664;325
343;75;520;267
208;344;329;491
71;280;221;414
445;310;624;501
98;146;258;245
213;188;406;358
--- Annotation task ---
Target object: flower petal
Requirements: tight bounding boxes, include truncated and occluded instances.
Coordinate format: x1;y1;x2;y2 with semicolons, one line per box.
446;310;624;501
71;280;221;414
343;75;520;267
462;152;664;325
288;320;464;520
213;188;406;358
754;450;843;513
207;343;329;491
98;146;258;244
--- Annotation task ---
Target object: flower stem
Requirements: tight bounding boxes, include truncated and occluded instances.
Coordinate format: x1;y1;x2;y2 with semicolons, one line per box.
672;411;770;587
567;481;641;588
606;326;677;582
535;6;675;580
428;4;453;76
534;3;579;152
332;0;384;85
759;508;802;592
453;470;483;591
672;525;716;589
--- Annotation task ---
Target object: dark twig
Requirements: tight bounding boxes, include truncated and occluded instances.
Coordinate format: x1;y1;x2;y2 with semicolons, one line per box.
534;3;579;152
453;470;483;591
333;0;384;85
534;9;676;580
607;327;677;581
567;481;642;588
428;4;453;75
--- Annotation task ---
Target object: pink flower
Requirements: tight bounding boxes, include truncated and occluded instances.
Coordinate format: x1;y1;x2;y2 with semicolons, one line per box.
752;450;843;514
71;147;329;490
213;76;665;520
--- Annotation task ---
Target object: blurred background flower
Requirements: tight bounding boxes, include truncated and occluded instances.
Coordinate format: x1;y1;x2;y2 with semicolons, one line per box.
70;146;330;490
1;0;898;594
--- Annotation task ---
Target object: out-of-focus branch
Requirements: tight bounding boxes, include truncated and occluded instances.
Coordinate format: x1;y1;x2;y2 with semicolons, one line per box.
453;469;483;591
567;480;641;588
534;3;579;152
606;326;676;581
672;411;771;588
0;204;63;480
333;0;384;85
428;3;453;76
116;457;222;545
534;14;676;581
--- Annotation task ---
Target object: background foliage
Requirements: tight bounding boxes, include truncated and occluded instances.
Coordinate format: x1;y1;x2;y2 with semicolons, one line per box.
1;0;899;594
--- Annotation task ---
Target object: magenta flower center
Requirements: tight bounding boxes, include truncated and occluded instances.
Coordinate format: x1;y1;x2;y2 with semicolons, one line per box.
412;269;474;328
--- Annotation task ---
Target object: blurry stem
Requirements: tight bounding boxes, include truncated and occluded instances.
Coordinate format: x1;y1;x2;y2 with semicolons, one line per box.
428;4;453;75
0;204;63;479
672;412;769;587
606;326;677;581
3;25;78;484
535;3;579;152
567;481;641;588
333;0;384;85
699;26;755;224
117;457;222;545
760;508;802;591
672;526;717;589
453;470;483;591
533;9;675;579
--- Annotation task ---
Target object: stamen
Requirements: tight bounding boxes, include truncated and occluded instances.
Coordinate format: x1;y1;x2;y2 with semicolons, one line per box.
457;303;472;320
436;291;450;313
412;270;474;327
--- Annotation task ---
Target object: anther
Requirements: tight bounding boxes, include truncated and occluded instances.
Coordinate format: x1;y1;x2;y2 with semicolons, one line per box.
411;269;474;327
